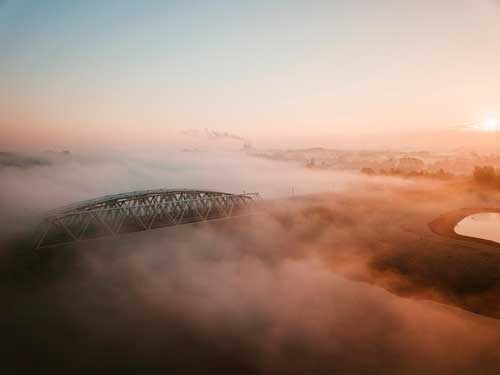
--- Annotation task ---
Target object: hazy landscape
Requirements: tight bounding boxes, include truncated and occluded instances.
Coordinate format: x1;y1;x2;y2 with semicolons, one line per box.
2;1;500;374
1;148;500;373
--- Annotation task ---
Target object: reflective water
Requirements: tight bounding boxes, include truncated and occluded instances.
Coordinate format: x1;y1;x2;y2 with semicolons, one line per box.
455;213;500;244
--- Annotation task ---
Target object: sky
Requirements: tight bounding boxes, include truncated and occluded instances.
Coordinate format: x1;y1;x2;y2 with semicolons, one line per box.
1;0;500;149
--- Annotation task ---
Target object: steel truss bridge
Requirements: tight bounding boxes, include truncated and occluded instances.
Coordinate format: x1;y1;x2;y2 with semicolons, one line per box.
34;189;261;250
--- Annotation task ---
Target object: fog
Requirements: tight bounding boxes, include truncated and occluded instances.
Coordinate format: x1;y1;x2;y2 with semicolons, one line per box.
1;150;500;374
0;150;366;232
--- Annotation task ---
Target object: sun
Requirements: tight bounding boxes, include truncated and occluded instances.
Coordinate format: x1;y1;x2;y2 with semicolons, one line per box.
480;118;499;132
461;117;500;132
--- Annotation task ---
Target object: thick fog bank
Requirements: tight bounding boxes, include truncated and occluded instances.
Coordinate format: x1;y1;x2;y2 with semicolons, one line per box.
0;149;366;237
1;150;500;374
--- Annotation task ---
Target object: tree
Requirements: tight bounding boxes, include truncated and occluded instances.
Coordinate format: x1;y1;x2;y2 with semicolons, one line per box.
473;165;496;185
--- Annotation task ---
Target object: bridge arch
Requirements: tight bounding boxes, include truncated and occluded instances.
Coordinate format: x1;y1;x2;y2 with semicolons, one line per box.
35;189;260;250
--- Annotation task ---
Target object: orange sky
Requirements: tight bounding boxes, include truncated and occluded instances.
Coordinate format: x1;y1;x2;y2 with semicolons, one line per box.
1;0;500;150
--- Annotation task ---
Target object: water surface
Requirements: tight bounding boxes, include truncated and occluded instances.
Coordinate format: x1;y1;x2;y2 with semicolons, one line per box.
455;213;500;244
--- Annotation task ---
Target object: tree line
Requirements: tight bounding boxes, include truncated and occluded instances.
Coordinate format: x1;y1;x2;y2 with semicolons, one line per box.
473;165;500;188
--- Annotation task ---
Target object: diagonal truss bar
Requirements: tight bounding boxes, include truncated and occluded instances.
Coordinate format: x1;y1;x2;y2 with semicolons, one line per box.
34;190;261;250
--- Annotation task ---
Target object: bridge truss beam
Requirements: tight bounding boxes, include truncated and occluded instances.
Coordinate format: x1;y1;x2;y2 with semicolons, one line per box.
34;190;261;250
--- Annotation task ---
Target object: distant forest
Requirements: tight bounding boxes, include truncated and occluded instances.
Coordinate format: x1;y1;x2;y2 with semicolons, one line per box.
473;165;500;189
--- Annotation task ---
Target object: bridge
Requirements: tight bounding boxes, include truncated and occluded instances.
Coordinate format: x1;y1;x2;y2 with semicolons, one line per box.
34;189;261;250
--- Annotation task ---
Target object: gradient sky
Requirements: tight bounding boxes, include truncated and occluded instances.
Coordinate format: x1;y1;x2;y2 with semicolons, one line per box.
1;0;500;148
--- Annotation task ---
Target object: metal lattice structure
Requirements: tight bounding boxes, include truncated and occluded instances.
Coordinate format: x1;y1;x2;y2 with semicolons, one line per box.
34;189;261;250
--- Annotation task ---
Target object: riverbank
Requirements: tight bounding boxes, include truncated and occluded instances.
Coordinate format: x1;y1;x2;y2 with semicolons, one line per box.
429;208;500;248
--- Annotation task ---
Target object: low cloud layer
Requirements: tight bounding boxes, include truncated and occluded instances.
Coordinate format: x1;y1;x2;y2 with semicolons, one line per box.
1;150;500;374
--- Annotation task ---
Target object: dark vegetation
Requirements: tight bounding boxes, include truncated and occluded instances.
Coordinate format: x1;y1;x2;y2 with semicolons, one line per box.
361;167;453;179
0;151;51;168
473;165;500;188
0;150;71;169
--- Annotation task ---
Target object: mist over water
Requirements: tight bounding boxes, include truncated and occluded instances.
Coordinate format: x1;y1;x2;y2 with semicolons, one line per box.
1;149;500;374
0;149;366;236
2;0;500;372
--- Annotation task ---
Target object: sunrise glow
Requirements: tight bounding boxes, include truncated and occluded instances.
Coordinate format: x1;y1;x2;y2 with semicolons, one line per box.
480;119;500;132
3;2;500;373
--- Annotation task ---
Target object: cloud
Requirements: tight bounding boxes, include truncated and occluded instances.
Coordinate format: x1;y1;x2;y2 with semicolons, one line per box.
182;128;249;144
1;149;500;374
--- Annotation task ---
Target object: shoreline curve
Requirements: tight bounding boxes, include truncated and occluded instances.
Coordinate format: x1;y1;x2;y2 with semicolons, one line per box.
429;208;500;248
